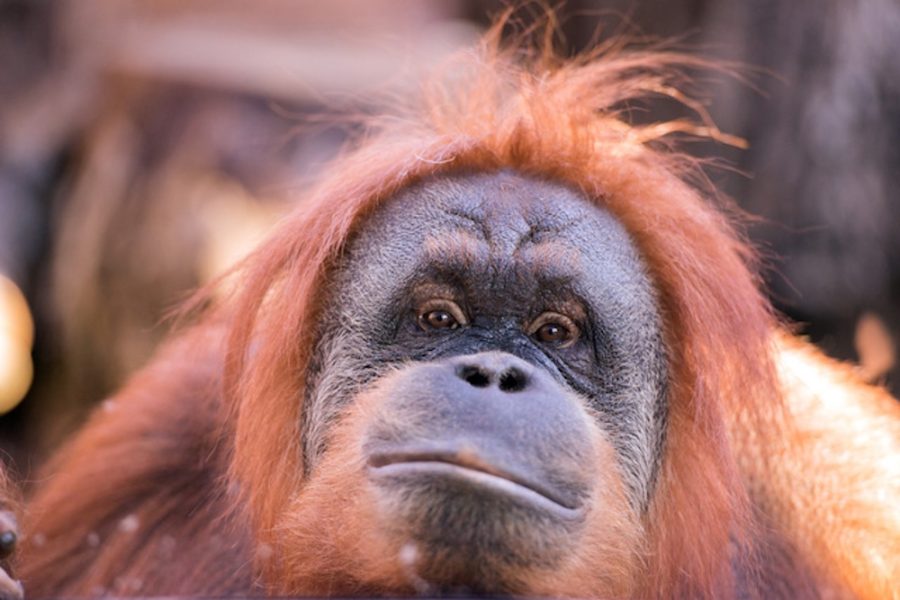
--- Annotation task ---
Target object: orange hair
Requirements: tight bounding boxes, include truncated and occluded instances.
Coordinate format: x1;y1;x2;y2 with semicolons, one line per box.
17;10;900;599
219;18;781;598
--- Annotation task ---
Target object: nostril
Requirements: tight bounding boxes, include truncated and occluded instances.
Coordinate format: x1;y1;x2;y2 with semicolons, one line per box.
458;365;491;388
498;367;528;393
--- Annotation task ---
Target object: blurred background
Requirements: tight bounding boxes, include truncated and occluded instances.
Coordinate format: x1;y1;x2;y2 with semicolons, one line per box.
0;0;898;483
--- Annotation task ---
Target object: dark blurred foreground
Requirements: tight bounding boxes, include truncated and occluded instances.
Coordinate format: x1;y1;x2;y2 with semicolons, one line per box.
0;0;897;476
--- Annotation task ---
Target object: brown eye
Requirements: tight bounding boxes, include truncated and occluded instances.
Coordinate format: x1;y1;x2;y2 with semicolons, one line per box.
528;312;579;347
536;322;569;343
421;310;458;330
417;300;467;331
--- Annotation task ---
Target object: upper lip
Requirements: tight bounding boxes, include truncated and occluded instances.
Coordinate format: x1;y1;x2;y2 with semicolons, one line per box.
367;447;581;511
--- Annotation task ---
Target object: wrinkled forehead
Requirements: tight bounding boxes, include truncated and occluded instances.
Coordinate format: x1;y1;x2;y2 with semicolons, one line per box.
355;171;643;273
330;173;667;512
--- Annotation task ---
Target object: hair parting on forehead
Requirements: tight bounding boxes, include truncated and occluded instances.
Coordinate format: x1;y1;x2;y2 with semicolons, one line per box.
216;16;781;597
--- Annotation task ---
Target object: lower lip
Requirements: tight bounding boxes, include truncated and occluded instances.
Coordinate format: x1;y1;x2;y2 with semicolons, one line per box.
368;461;584;519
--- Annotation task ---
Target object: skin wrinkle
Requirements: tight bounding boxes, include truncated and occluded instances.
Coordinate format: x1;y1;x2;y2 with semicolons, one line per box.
19;21;900;596
335;353;620;592
303;171;667;511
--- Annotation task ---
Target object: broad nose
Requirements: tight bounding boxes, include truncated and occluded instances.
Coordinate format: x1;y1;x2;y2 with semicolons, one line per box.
453;353;533;393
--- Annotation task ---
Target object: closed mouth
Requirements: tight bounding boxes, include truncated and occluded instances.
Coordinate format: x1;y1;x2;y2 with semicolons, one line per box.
367;449;582;515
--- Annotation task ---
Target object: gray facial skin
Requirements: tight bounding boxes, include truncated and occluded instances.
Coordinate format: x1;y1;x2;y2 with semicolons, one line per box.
303;171;667;514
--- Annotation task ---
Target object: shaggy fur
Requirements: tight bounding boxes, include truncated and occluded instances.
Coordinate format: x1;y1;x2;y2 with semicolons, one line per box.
16;16;900;600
